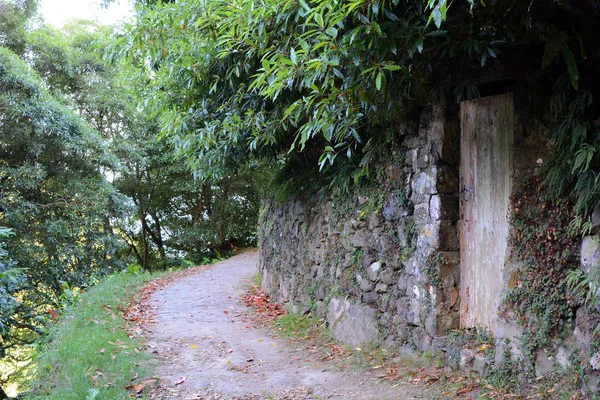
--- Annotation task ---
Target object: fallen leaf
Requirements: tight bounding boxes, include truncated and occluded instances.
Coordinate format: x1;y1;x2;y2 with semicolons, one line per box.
456;386;474;395
246;357;254;362
174;376;187;385
98;348;105;353
477;343;490;352
125;383;146;393
190;344;197;349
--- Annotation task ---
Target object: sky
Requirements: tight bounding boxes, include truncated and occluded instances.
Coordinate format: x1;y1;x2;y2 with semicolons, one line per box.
39;0;134;27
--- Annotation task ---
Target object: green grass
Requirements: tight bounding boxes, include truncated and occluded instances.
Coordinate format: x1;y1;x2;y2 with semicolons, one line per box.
273;313;313;339
252;272;263;288
28;271;157;400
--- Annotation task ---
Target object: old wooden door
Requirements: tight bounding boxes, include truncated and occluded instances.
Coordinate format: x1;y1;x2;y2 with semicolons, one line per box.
459;93;513;332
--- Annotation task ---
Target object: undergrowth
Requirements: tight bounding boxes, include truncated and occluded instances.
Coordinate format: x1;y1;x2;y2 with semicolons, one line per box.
28;271;156;400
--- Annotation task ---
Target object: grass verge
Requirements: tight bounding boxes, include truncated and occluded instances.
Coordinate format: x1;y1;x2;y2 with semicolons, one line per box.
28;271;157;400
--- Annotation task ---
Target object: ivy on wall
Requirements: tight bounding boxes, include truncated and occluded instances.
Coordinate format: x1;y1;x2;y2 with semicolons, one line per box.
505;176;580;359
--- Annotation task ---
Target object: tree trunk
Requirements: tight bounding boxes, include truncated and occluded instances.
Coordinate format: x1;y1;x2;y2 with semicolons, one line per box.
0;386;8;400
148;212;166;267
135;163;150;271
191;184;207;223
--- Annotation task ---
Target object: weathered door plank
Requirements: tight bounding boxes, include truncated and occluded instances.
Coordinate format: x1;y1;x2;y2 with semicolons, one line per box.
459;93;514;332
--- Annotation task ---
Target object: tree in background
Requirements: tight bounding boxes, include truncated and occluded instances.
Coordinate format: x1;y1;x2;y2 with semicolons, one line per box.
0;42;127;392
0;0;38;55
27;21;267;269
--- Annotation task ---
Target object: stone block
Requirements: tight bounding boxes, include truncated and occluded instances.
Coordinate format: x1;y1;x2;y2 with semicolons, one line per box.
429;195;441;221
405;148;418;171
375;283;389;292
396;322;411;343
495;318;524;364
367;261;381;281
377;234;396;254
382;193;406;222
535;349;554;377
368;212;383;230
412;327;433;352
447;347;461;370
417;223;440;250
362;251;378;268
380;312;392;328
316;286;326;301
574;306;597;347
410;168;437;204
417;147;431;169
379;268;394;285
438;221;459;251
581;235;600;273
327;297;379;346
351;229;372;249
396;219;410;248
585;374;599;395
316;301;327;318
401;257;419;278
403;136;424;150
436;165;459;194
431;336;448;357
459;349;475;370
362;291;379;305
473;355;493;375
439;121;460;164
436;313;459;335
556;346;571;370
413;202;430;226
357;274;375;291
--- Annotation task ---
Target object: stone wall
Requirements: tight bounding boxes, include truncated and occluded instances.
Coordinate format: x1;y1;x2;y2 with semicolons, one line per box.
257;93;600;389
258;102;461;352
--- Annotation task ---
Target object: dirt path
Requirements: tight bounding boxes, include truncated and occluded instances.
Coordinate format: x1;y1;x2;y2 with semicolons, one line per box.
145;251;439;399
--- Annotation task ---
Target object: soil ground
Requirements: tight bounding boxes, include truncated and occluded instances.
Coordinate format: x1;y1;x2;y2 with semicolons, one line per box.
143;251;443;399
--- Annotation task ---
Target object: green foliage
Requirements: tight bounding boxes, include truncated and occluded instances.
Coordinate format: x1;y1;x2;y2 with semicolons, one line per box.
0;227;23;337
0;0;38;55
447;326;494;357
28;272;155;399
566;264;600;334
424;252;441;287
546;89;600;215
116;0;505;180
116;0;600;217
484;342;523;394
0;44;128;376
273;313;315;341
27;20;264;272
505;176;579;359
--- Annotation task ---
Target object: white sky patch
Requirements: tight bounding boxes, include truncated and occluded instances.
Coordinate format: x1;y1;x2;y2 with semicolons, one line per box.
40;0;133;27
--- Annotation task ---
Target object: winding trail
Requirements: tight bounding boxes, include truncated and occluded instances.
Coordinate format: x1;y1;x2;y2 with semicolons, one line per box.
146;251;436;399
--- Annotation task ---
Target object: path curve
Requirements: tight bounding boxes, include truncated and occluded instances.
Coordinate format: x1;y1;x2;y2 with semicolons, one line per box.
146;251;433;399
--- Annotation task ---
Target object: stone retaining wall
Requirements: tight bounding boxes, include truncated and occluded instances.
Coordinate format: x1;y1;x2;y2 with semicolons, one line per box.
258;102;460;352
257;95;600;390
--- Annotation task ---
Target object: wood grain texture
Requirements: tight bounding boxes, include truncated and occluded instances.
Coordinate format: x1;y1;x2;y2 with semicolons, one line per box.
459;93;514;332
